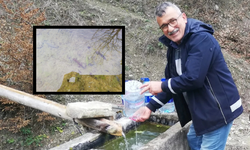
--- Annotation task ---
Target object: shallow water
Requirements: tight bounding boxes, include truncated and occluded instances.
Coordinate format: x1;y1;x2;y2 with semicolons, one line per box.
36;29;122;92
100;122;169;150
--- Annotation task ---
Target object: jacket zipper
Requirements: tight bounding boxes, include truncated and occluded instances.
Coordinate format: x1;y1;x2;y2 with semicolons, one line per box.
206;76;227;124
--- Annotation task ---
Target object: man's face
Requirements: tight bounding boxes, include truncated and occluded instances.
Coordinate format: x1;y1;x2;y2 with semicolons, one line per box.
157;7;187;44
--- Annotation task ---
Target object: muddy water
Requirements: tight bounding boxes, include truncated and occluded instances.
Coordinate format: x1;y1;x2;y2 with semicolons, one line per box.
36;29;122;92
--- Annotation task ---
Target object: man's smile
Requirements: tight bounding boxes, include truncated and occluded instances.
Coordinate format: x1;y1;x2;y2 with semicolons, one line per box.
168;28;179;36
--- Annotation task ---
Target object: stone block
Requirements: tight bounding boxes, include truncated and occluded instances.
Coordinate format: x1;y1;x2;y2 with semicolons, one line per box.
66;101;115;119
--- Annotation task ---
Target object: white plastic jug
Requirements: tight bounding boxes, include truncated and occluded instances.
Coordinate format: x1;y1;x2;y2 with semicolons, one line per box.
123;80;145;117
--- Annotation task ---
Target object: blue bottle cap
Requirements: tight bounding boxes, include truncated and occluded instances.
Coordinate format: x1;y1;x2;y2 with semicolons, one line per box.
161;78;166;82
168;98;173;103
141;77;150;82
145;95;153;103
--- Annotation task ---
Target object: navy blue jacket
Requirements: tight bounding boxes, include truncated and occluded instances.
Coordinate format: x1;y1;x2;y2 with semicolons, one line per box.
147;18;243;135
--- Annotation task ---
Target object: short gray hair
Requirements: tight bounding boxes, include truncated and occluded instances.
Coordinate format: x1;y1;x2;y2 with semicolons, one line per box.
155;2;182;17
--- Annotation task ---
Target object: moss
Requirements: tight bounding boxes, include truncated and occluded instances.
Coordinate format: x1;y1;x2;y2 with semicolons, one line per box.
57;72;122;92
137;122;170;132
99;75;106;80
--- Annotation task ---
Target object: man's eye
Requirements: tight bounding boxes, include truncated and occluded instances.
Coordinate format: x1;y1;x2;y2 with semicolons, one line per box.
161;24;168;29
170;19;177;24
169;19;175;23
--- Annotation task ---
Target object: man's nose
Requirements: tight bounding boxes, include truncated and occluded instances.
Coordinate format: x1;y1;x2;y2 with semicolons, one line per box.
167;25;175;32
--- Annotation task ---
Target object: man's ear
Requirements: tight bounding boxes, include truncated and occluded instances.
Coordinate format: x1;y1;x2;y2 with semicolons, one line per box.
182;13;188;23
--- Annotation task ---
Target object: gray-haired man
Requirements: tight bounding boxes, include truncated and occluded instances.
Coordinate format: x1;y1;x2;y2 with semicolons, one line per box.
133;2;243;150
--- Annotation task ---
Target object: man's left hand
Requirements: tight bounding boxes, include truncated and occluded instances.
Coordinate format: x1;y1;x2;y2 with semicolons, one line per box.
140;81;163;95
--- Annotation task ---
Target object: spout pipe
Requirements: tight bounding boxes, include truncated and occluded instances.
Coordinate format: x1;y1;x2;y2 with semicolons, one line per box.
0;84;72;120
0;84;122;136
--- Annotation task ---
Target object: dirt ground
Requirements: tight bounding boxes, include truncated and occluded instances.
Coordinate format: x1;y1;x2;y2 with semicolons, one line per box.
0;0;249;149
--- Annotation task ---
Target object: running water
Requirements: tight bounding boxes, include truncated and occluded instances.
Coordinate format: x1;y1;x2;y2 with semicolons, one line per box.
122;131;129;150
135;125;138;145
129;115;138;146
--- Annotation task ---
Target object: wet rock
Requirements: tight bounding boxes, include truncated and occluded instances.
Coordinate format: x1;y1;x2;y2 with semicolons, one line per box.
151;116;157;122
161;118;166;124
69;77;75;83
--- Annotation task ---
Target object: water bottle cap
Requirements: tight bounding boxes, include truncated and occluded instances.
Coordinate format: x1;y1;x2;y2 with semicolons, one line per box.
141;77;150;82
125;80;142;93
161;78;166;82
168;98;173;103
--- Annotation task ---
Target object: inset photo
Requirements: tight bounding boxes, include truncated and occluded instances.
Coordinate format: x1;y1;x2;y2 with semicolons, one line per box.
33;26;125;94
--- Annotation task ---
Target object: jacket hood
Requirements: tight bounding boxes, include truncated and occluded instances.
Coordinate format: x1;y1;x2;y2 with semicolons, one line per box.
159;18;214;47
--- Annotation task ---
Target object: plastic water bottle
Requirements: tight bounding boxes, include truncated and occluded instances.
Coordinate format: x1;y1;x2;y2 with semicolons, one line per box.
121;80;129;105
123;80;145;117
159;98;175;113
121;80;129;116
141;77;153;105
159;78;175;113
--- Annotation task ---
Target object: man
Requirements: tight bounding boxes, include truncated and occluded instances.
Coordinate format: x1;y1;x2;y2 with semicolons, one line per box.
133;2;243;150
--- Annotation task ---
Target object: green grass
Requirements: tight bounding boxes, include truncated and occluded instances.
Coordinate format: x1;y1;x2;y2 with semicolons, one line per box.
21;127;32;135
125;66;130;71
20;127;48;147
7;138;15;144
158;42;164;49
24;134;47;146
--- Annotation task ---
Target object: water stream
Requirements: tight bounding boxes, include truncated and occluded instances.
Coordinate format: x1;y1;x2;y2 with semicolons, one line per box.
122;132;129;150
135;125;138;145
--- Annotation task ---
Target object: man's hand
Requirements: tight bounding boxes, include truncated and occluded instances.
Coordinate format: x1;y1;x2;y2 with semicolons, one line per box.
130;106;152;122
140;81;163;96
